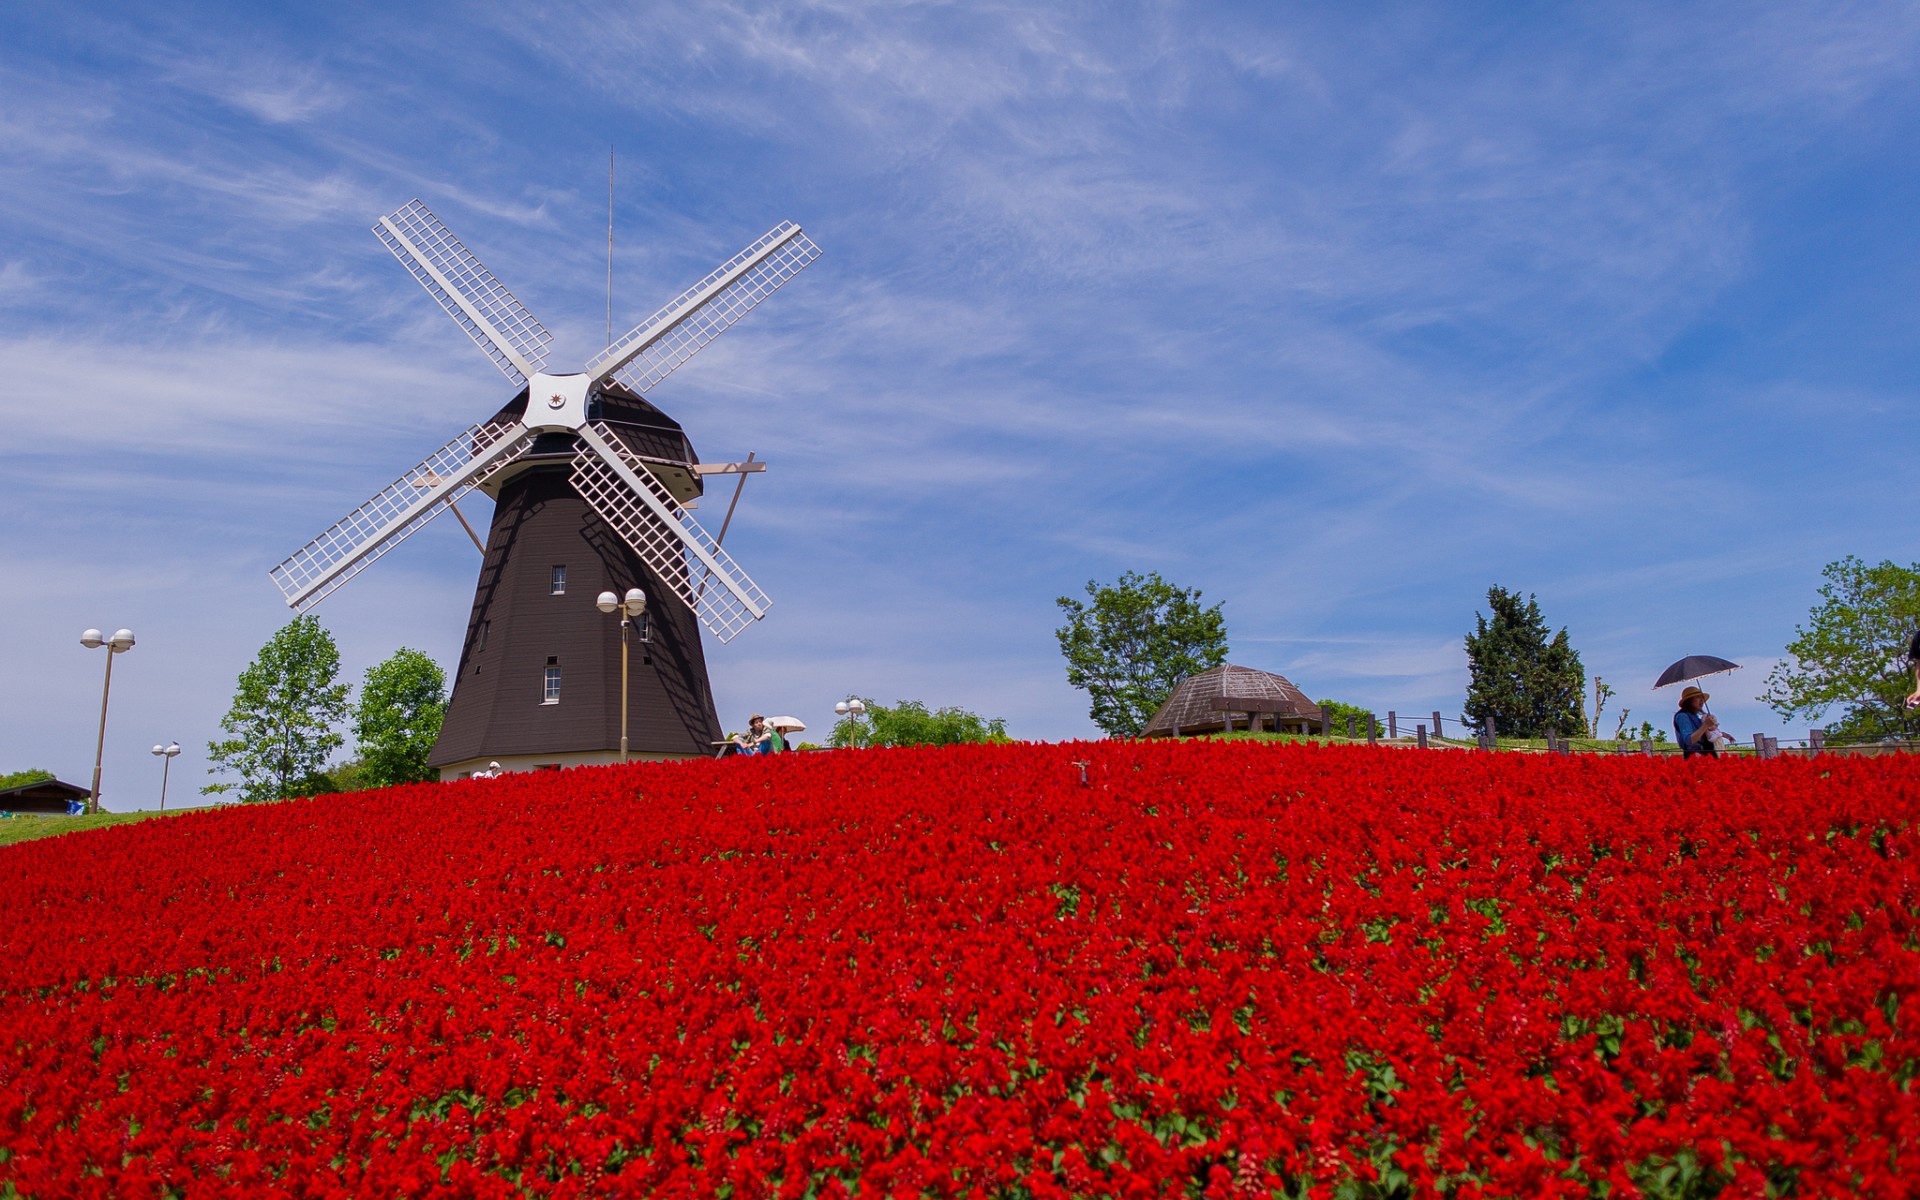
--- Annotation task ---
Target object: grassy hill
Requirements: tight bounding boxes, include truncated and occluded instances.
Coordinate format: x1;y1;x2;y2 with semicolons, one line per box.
0;807;192;848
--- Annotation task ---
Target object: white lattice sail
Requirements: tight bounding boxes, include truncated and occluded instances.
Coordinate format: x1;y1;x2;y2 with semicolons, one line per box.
586;222;820;396
375;200;554;386
571;422;771;642
271;422;534;612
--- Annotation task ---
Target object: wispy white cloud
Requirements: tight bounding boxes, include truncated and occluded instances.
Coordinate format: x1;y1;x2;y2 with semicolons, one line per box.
153;49;351;124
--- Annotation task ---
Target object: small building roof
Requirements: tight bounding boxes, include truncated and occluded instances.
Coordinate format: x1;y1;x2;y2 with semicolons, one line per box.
0;778;89;814
1140;664;1323;737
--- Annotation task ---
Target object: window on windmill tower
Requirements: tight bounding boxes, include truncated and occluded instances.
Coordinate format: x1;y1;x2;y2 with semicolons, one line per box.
543;661;561;704
634;610;650;642
550;565;567;595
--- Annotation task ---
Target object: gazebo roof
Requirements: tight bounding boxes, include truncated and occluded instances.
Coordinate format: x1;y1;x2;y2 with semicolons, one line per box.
1140;664;1322;737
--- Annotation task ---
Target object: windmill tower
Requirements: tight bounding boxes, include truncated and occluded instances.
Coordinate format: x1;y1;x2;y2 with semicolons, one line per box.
271;201;819;776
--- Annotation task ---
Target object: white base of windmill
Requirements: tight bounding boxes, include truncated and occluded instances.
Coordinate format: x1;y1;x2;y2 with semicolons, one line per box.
440;748;704;781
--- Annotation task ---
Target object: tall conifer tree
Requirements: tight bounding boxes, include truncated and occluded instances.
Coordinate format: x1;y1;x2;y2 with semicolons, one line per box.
1462;587;1586;739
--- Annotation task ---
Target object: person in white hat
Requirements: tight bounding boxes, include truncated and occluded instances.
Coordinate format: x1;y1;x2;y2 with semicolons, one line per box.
1673;686;1720;758
732;714;785;755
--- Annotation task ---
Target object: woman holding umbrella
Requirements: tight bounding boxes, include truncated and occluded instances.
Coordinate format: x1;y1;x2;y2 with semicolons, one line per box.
1656;655;1738;758
1674;686;1722;759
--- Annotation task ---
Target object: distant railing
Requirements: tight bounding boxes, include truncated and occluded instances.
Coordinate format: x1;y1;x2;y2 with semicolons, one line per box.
1313;710;1912;758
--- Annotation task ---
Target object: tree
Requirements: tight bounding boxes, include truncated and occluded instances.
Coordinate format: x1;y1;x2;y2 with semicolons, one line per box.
1760;556;1920;742
205;616;350;803
323;758;372;793
828;698;1010;748
0;769;55;790
1316;699;1372;737
1055;571;1230;737
1589;676;1615;738
1462;587;1586;739
352;648;448;788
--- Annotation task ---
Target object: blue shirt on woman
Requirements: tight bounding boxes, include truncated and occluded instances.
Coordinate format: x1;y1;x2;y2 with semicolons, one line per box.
1675;709;1712;757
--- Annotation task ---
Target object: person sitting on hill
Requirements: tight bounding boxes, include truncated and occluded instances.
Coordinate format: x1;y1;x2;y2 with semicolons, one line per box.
733;715;785;755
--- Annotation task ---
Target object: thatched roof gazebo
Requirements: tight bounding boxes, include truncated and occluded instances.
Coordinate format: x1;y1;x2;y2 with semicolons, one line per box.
1139;664;1325;738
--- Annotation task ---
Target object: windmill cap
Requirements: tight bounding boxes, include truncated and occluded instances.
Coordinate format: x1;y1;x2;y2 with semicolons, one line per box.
1679;686;1709;705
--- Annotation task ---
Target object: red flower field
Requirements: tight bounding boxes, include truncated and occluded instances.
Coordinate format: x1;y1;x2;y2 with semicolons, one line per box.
2;740;1917;1198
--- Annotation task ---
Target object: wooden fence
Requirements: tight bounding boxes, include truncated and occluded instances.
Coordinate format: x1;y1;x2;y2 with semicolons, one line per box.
1320;710;1904;758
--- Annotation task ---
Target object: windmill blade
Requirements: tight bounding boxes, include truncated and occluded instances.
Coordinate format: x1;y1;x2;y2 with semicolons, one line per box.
270;421;535;612
585;221;819;395
571;422;770;642
374;200;554;387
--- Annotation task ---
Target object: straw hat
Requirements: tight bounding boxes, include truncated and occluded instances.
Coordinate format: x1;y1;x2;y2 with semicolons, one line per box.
1678;685;1709;706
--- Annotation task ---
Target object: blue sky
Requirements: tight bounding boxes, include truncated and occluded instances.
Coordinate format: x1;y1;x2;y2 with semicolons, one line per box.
5;3;1918;807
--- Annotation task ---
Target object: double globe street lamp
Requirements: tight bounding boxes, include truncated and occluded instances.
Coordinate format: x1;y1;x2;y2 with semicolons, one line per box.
151;742;181;811
80;627;135;814
834;697;867;748
595;588;647;761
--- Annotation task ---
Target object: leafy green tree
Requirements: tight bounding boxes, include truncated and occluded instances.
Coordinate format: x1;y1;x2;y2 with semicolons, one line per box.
0;769;55;790
1055;570;1230;737
204;616;350;803
1316;700;1372;738
828;698;1010;748
1462;587;1586;739
323;759;371;793
1760;556;1920;742
352;648;448;787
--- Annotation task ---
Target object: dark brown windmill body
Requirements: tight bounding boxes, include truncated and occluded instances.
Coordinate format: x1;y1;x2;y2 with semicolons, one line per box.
428;388;722;776
270;202;819;775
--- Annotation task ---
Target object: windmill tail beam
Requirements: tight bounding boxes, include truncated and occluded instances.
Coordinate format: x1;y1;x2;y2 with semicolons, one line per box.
270;421;534;611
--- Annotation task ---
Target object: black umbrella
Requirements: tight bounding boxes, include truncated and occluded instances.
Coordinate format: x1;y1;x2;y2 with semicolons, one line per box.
1654;655;1741;690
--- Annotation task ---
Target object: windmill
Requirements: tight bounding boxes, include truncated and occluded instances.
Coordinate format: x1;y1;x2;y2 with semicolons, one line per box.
271;200;819;776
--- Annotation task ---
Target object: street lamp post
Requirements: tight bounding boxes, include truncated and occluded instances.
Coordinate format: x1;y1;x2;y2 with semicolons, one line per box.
595;588;647;761
80;627;135;815
151;742;181;811
834;697;868;748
